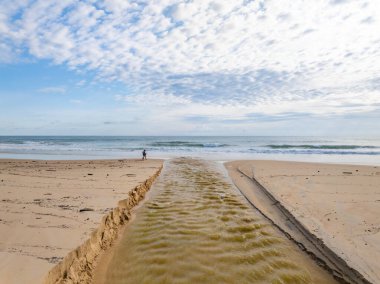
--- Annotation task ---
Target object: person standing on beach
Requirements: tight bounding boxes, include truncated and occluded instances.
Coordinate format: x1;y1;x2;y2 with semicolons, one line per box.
142;149;147;160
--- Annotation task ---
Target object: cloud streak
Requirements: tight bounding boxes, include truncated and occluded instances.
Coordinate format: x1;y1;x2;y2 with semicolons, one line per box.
37;86;66;94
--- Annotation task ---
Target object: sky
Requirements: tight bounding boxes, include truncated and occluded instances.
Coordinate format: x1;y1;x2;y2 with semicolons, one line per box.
0;0;379;136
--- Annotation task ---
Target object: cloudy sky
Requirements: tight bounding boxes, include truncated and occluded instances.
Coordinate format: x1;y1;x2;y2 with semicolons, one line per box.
0;0;379;135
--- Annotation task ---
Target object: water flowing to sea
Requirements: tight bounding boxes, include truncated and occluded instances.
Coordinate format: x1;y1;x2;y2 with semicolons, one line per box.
95;158;336;283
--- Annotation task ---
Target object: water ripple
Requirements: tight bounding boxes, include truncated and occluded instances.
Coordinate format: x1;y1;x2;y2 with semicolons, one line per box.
102;158;335;283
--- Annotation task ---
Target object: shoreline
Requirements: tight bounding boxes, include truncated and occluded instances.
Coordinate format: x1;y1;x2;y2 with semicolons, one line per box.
226;160;380;284
1;153;380;167
0;158;163;284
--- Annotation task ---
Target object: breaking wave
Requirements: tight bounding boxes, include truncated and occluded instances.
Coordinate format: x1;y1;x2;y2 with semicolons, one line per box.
149;141;229;148
266;144;378;150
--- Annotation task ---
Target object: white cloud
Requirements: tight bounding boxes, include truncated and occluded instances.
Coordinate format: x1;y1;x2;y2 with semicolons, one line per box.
76;79;86;86
69;99;81;104
1;0;380;119
115;92;191;106
37;86;66;94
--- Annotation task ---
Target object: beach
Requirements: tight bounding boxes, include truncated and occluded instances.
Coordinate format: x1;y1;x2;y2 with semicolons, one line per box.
2;0;380;282
226;160;380;283
0;157;379;283
0;159;163;284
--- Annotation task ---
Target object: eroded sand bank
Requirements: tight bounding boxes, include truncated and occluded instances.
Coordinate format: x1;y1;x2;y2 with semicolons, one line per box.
0;159;163;284
226;160;380;284
94;158;336;284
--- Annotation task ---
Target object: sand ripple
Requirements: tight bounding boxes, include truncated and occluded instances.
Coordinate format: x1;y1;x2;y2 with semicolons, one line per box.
103;158;313;283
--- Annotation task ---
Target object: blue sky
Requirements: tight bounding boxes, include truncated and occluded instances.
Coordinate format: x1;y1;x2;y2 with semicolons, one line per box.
0;0;379;135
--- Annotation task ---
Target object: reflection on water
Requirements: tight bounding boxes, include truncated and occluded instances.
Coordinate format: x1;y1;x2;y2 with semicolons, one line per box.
100;158;336;283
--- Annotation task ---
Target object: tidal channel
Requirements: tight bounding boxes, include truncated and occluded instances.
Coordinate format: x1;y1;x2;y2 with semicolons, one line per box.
94;158;337;284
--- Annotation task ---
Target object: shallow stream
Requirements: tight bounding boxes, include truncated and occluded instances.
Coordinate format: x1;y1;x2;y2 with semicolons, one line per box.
96;158;336;283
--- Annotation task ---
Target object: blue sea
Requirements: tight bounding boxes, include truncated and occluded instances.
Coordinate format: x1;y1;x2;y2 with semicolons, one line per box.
0;136;380;165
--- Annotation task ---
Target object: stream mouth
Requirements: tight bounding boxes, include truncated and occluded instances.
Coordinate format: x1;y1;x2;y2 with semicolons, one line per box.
97;158;336;283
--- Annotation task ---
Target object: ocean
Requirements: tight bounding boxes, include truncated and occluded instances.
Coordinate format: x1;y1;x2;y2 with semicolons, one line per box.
0;136;380;165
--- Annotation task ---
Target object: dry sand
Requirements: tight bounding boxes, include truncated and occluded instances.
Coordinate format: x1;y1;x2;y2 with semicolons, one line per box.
226;160;380;284
0;158;163;284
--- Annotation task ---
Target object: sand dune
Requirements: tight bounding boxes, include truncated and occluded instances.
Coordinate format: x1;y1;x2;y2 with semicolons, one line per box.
0;159;163;284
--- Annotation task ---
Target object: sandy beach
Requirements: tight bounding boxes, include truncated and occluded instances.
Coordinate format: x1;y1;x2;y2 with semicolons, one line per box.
226;160;380;284
0;159;163;284
1;0;379;282
1;157;379;284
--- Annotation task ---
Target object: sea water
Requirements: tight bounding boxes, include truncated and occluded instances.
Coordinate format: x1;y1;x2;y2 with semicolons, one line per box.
0;136;380;164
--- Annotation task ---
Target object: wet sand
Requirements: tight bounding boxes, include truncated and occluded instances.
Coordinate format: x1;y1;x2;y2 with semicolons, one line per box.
226;160;380;284
0;159;163;284
94;158;337;283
